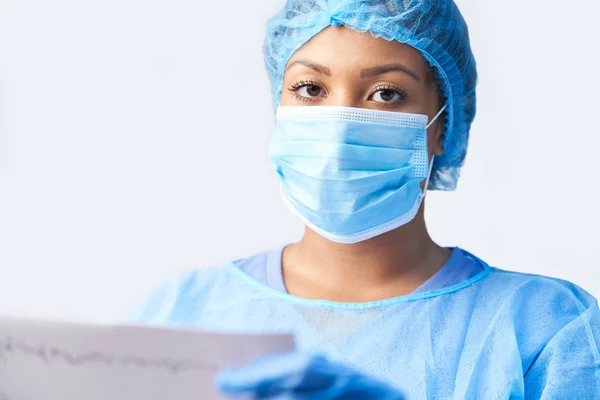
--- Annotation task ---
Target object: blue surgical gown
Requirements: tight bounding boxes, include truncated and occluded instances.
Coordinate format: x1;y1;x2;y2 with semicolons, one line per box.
126;248;600;399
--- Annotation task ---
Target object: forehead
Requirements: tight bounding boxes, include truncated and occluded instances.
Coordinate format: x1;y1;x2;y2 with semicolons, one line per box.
286;26;430;78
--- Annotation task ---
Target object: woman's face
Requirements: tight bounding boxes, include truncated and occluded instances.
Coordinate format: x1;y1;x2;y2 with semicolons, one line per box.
280;26;446;156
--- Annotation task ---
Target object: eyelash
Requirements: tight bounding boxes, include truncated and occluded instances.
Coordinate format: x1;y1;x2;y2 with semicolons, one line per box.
369;84;407;105
287;80;324;102
286;81;408;105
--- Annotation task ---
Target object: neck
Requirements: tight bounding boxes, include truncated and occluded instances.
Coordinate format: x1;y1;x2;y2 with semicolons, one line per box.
281;207;450;301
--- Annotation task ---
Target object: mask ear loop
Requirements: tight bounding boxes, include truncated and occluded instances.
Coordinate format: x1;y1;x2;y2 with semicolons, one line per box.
421;155;435;195
422;103;447;194
426;103;448;129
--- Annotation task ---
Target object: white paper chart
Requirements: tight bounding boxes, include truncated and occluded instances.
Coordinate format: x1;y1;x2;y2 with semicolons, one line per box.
0;317;294;400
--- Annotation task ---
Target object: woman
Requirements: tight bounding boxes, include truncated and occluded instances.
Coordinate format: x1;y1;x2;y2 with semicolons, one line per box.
128;0;600;398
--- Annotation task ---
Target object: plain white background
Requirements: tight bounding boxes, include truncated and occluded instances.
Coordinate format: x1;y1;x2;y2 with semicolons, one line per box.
0;0;598;323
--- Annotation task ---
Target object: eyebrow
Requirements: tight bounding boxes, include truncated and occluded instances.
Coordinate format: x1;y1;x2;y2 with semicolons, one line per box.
285;60;331;76
285;60;421;82
360;64;420;81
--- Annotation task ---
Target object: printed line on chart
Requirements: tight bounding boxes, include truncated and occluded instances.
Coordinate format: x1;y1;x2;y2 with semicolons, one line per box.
0;336;218;374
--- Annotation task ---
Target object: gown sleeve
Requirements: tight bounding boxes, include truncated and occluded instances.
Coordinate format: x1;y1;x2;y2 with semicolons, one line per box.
524;300;600;399
120;267;223;325
119;271;193;324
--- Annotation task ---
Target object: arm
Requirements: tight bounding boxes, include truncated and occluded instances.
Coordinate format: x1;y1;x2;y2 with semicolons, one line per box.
524;302;600;399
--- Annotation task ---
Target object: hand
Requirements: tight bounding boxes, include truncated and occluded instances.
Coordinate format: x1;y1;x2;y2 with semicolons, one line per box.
215;351;404;399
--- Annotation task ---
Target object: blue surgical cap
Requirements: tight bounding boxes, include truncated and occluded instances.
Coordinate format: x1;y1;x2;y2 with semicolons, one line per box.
263;0;478;191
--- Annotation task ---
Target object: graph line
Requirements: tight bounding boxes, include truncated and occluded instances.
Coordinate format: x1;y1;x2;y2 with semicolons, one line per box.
0;336;219;375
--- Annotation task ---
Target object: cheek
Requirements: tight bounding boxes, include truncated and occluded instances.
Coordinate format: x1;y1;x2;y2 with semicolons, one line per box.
424;89;443;117
279;94;294;106
278;73;296;106
278;80;292;106
397;84;440;116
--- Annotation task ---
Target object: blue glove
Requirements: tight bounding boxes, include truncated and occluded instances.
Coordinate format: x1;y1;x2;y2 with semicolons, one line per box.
215;351;404;399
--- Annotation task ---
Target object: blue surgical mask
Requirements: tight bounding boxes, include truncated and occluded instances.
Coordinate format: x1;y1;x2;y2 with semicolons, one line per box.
268;105;447;244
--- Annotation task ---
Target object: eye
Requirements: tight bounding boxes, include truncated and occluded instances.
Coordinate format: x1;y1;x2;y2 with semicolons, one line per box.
299;84;324;98
288;81;326;101
370;87;406;104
